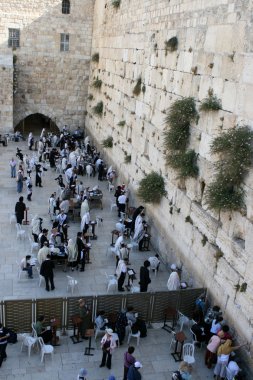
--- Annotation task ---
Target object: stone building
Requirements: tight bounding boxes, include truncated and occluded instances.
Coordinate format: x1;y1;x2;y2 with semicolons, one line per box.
1;0;253;369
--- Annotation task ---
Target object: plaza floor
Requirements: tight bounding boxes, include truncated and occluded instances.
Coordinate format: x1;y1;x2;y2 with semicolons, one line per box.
0;138;214;379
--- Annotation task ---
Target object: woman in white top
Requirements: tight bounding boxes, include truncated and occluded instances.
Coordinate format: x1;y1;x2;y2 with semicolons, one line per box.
210;316;223;335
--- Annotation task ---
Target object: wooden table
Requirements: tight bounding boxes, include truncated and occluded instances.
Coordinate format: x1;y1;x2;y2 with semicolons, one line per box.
171;331;186;362
50;317;61;346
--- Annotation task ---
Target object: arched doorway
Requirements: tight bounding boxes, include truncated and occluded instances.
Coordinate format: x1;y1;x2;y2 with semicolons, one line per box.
14;113;59;136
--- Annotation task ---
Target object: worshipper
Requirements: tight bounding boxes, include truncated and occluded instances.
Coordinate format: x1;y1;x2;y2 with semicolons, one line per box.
218;325;233;341
10;157;17;178
78;299;91;339
38;139;44;162
133;212;146;251
76;232;86;272
16;169;24;193
31;215;42;242
57;210;69;241
227;361;240;379
167;264;181;291
139;260;151;292
0;323;10;368
26;175;33;201
119;243;129;262
131;206;144;232
67;238;78;271
40;254;55;291
115;310;128;345
55;174;65;188
34;315;53;344
40;228;49;248
116;258;128;291
116;219;125;233
38;242;51;265
98;160;104;181
80;196;90;219
148;254;160;272
65;164;73;185
190;320;207;345
118;191;127;217
15;196;26;224
20;255;33;279
127;362;142;380
28;132;34;150
95;311;108;331
35;163;43;187
205;332;223;369
123;346;136;380
60;199;70;214
48;193;56;221
213;340;245;379
100;328;117;369
77;368;88;380
114;186;122;208
178;361;192;380
210;316;224;336
81;211;91;235
61;156;68;173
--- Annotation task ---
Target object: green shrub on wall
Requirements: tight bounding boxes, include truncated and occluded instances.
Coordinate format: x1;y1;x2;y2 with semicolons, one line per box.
206;127;253;211
92;101;103;116
200;90;222;111
91;52;99;62
112;0;121;8
92;77;102;89
164;97;199;178
133;77;142;96
137;172;167;203
164;36;178;54
102;136;113;148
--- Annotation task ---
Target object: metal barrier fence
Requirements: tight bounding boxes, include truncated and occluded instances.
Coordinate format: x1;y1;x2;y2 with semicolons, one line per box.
0;288;205;332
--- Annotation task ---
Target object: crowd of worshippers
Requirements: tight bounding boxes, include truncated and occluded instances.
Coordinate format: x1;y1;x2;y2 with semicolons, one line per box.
13;127;119;290
188;295;247;380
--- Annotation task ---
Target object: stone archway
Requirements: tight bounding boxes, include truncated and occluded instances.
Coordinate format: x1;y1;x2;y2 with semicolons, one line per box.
14;113;59;136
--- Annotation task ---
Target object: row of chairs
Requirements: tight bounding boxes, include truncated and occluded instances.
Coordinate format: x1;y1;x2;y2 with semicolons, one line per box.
20;323;54;362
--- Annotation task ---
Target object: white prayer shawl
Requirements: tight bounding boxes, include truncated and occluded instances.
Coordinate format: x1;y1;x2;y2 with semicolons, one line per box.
67;239;78;263
133;215;145;243
81;212;90;231
167;271;180;291
80;199;89;219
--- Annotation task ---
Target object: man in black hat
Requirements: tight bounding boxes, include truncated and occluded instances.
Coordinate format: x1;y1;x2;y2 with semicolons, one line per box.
40;229;49;248
40;254;55;291
35;164;43;187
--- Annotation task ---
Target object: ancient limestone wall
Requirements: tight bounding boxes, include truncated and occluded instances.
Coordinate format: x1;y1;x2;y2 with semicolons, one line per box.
0;0;94;130
85;0;253;358
0;52;13;132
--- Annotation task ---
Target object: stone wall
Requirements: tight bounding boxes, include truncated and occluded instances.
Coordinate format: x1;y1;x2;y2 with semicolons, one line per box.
0;0;94;130
85;0;253;362
0;52;13;132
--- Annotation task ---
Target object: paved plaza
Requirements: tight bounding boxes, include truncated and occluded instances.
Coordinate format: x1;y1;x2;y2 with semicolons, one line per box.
0;138;213;379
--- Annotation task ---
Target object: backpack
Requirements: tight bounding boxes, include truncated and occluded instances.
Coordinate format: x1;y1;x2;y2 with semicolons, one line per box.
172;371;183;380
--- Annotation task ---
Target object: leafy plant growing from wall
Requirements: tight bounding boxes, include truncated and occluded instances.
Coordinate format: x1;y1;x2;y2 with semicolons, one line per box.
164;97;199;178
92;101;103;116
164;36;178;55
87;94;93;101
200;89;222;111
91;52;99;63
111;0;121;8
102;136;113;148
133;77;142;96
124;155;131;164
206;127;253;211
137;171;167;203
92;77;102;89
118;120;126;127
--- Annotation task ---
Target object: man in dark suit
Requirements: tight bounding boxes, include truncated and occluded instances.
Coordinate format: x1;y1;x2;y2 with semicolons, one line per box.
40;229;49;248
76;232;86;272
40;254;55;291
139;260;151;292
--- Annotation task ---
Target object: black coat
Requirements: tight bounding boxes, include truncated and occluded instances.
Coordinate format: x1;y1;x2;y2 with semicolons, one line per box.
139;266;151;287
40;259;54;277
15;201;26;219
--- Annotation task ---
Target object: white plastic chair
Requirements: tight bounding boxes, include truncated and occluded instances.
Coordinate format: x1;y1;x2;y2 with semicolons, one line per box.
108;182;115;192
94;322;105;340
38;337;54;362
112;332;119;347
177;311;190;331
20;334;37;357
110;200;117;212
105;272;117;293
10;213;16;225
190;327;203;348
31;322;38;338
36;267;45;287
95;216;103;228
66;275;79;295
29;235;39;254
120;212;126;220
127;323;140;346
16;223;26;240
183;343;195;365
225;365;238;380
16;260;28;280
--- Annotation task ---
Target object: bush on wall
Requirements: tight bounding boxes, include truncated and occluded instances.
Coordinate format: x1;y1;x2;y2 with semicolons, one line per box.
164;97;199;178
137;171;167;203
92;101;103;116
206;126;253;211
200;89;222;111
102;136;113;148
